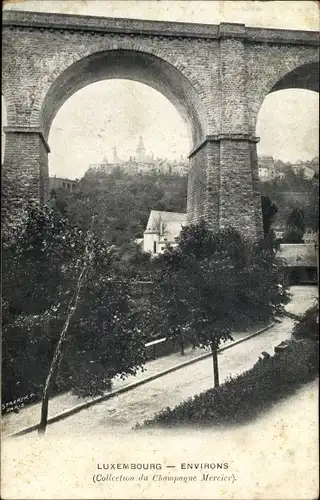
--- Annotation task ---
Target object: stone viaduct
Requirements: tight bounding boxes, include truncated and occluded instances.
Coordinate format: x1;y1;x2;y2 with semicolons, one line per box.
2;10;319;238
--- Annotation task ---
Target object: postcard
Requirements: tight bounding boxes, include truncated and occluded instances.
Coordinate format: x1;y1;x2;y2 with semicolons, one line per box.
1;1;319;499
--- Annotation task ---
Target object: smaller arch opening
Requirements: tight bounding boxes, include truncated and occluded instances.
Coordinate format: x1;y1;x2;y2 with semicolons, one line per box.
256;87;319;234
257;89;319;163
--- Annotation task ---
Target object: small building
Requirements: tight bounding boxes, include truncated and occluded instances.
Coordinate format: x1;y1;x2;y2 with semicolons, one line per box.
49;176;78;193
172;163;189;176
143;210;187;255
258;156;276;180
135;238;144;247
276;170;286;180
303;229;317;244
291;164;315;180
279;243;318;284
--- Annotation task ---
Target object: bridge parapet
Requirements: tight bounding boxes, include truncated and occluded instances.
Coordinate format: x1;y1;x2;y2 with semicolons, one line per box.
3;10;319;46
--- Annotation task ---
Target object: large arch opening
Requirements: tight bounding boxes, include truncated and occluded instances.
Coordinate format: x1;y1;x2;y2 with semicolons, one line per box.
41;49;208;152
47;77;192;249
40;49;208;249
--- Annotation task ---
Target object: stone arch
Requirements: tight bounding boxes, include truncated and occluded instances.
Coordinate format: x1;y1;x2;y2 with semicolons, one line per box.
40;48;209;151
269;62;319;94
251;59;319;133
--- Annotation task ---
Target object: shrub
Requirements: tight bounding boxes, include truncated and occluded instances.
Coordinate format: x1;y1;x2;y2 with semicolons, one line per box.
138;340;319;428
282;208;305;243
292;303;319;341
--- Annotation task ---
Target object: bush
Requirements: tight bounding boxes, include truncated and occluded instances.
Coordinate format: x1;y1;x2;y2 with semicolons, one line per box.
292;303;319;341
138;340;319;428
282;227;304;243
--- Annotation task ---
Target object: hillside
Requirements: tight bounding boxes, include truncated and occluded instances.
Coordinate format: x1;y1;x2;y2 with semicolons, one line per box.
50;158;318;247
51;167;188;246
258;166;318;229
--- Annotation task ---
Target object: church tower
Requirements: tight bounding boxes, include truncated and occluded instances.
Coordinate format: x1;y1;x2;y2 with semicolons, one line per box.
136;136;146;163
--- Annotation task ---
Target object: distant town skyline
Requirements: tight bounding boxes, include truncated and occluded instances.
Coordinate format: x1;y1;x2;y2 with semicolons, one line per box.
2;1;319;179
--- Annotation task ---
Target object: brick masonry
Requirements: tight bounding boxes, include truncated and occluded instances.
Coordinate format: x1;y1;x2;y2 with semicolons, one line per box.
2;11;319;239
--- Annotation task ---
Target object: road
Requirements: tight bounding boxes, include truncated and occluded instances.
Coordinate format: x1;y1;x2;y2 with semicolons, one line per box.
39;285;317;435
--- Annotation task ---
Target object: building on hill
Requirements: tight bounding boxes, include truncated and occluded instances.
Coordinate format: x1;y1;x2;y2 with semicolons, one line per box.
49;176;78;193
291;164;315;180
141;210;187;255
258;156;276;180
258;156;288;180
95;137;189;177
279;243;317;284
303;229;318;244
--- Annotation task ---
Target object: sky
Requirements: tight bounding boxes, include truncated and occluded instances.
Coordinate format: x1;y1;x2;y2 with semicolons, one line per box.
2;0;319;179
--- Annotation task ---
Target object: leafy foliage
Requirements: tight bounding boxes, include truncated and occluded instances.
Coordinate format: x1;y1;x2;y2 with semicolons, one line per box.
110;241;153;279
292;303;319;341
283;207;306;243
53;168;188;246
145;222;290;381
261;195;278;236
138;340;319;428
2;204;146;409
259;166;318;231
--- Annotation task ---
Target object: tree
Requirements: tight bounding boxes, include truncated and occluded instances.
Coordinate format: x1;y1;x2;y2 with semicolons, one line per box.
152;214;168;239
111;241;152;279
258;163;317;232
304;182;319;231
149;222;290;387
261;195;278;236
38;219;95;434
49;187;72;218
147;251;193;355
2;203;86;408
2;204;146;419
292;303;319;342
283;207;305;243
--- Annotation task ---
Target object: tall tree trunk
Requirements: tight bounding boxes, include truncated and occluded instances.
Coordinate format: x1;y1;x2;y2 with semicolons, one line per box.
38;217;95;436
179;328;185;356
191;333;196;350
38;317;53;434
211;342;220;387
39;392;49;434
38;266;87;435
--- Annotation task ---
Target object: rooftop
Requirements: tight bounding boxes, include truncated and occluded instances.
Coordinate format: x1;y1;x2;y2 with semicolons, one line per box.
145;210;187;241
279;243;317;267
